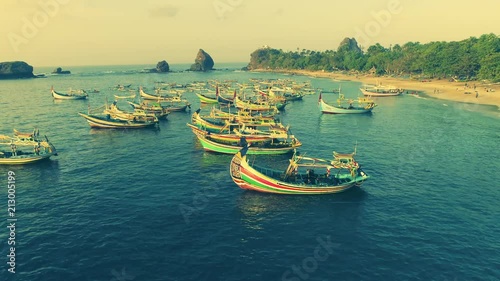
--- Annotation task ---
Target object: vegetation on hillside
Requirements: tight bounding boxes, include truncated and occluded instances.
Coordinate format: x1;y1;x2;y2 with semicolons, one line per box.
247;34;500;82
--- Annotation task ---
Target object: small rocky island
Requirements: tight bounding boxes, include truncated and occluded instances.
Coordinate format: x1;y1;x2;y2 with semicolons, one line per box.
156;60;170;72
52;67;71;74
0;61;35;79
142;60;170;73
190;49;214;71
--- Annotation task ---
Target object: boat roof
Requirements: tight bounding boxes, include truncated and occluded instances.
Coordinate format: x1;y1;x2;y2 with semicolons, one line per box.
333;151;355;159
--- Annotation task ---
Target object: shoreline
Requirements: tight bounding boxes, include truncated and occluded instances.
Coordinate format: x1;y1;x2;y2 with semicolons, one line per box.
251;69;500;108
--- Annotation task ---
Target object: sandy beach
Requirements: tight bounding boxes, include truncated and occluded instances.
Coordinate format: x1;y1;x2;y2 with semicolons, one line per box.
253;69;500;108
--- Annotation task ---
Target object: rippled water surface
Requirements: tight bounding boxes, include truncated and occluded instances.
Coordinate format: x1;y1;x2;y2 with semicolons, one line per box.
0;64;499;281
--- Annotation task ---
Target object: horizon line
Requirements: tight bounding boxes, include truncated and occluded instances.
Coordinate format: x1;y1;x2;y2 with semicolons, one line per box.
31;61;249;68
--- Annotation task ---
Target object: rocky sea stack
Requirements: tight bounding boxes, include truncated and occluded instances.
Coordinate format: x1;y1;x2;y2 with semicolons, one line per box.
190;49;214;71
156;60;170;72
0;61;35;79
52;67;71;74
141;60;170;73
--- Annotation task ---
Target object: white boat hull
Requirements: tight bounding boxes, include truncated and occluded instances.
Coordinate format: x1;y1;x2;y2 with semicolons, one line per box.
360;88;401;97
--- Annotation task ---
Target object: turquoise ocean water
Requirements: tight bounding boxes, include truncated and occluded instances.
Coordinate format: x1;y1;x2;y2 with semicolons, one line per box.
0;63;499;281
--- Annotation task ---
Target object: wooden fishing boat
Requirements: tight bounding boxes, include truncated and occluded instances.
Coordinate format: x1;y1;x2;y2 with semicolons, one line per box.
319;93;376;114
192;110;240;133
192;131;301;155
51;86;88;100
158;98;191;112
138;87;191;111
230;147;369;194
196;93;218;104
127;101;170;117
114;94;136;99
160;103;190;112
104;102;161;122
139;86;176;100
139;86;163;100
191;109;286;134
234;96;279;112
0;129;57;165
360;85;403;97
255;90;288;110
320;86;341;94
187;123;279;144
283;92;304;101
209;107;278;123
216;86;237;105
187;118;291;144
114;84;132;91
78;112;158;129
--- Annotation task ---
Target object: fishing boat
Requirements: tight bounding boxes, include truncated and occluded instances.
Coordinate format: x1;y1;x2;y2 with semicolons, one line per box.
191;126;301;155
234;96;279;112
209;107;278;123
216;86;237;105
319;93;376;114
0;129;57;164
256;90;288;110
230;147;369;194
264;87;303;102
196;92;218;104
127;101;170;117
360;84;403;97
187;123;282;144
104;102;162;122
51;86;88;100
156;96;191;112
114;84;132;91
78;112;158;129
283;92;304;101
114;94;136;100
191;109;286;134
140;86;178;100
191;109;238;133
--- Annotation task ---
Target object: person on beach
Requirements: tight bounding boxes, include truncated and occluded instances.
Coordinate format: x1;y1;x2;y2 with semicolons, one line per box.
476;91;479;98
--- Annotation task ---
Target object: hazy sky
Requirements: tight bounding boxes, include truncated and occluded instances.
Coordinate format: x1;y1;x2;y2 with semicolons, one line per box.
1;0;499;66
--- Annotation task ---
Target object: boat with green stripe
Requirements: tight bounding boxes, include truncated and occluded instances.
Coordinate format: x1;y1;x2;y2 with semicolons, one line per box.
196;93;218;104
192;129;301;155
230;146;370;194
187;123;279;144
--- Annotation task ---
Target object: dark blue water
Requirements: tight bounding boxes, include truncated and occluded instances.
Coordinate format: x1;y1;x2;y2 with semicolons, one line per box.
0;64;499;281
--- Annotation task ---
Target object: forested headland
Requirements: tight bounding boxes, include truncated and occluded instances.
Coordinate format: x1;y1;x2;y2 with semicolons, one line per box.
246;34;500;82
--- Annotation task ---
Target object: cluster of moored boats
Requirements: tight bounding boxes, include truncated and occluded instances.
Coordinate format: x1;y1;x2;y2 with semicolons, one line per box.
77;85;191;129
5;78;407;194
187;79;377;194
317;84;403;114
